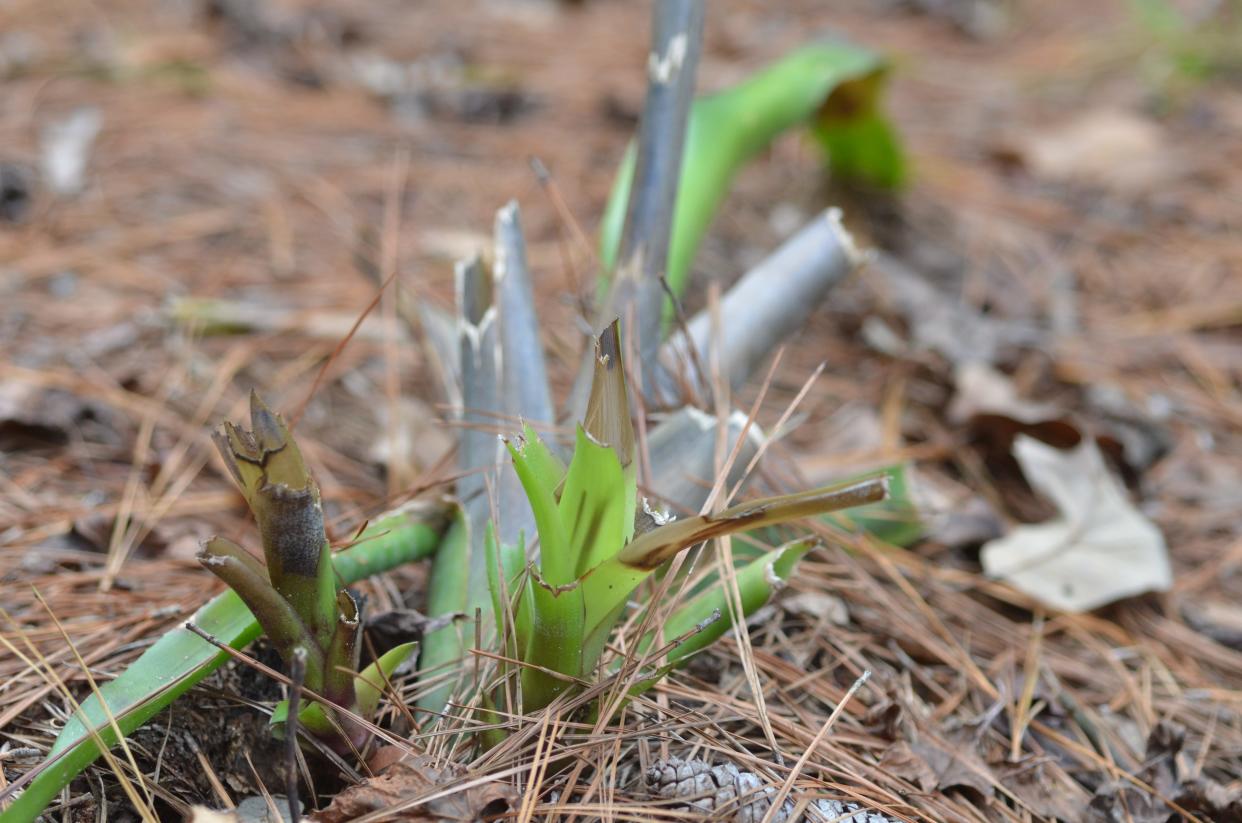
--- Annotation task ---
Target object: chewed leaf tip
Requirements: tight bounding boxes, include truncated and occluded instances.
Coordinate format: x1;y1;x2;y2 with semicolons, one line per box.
597;319;622;365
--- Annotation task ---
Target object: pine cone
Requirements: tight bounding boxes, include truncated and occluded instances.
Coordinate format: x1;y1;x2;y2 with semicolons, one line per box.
645;757;896;823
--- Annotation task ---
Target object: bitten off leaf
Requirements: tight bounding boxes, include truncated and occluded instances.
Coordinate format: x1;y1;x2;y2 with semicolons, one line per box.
981;435;1171;612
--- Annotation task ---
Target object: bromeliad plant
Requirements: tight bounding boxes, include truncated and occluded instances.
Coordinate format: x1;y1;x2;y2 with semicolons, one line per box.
486;322;888;716
6;7;910;816
412;9;908;719
4;504;441;821
199;393;417;750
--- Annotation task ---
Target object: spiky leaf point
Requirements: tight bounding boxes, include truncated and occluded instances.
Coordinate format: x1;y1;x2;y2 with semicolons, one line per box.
568;320;638;573
582;321;635;466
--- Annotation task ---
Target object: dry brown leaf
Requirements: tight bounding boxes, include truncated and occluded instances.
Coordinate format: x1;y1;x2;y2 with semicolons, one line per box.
909;735;995;800
1018;109;1172;193
866;253;1044;366
363;610;458;658
1088;722;1242;822
1000;761;1090;821
981;435;1171;612
949;362;1061;425
878;740;937;793
1183;598;1242;650
908;468;1004;547
0;383;121;450
312;756;515;823
950;362;1167;482
1176;779;1242;823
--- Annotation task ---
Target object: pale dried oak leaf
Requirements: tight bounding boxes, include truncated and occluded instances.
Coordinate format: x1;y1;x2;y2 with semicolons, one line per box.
981;435;1170;612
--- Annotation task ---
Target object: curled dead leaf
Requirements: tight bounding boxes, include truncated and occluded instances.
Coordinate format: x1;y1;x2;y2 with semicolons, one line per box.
878;740;937;793
1088;721;1242;822
909;735;994;800
0;383;122;450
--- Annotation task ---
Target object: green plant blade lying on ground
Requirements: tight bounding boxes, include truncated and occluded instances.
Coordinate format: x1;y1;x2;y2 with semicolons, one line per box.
417;507;472;716
623;539;816;696
600;40;904;308
2;500;445;821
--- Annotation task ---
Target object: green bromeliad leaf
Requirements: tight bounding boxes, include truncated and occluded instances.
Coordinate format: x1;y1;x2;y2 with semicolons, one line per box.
355;641;419;719
415;508;470;715
658;540;813;665
485;522;530;660
504;424;588;707
487;322;894;718
619;540;815;697
518;575;585;708
600;40;904;311
279;641;419;737
831;463;922;547
560;426;634;578
507;429;573;587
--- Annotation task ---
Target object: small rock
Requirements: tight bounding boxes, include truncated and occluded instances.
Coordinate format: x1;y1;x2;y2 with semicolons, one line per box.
782;591;849;625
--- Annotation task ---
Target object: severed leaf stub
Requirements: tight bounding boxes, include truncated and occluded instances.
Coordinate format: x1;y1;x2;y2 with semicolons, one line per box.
214;391;315;501
211;391;327;584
